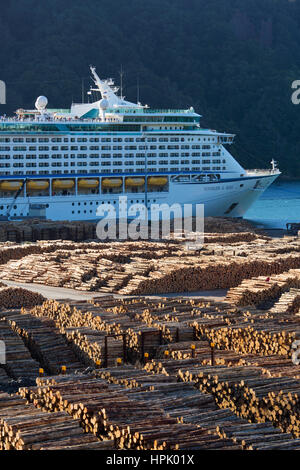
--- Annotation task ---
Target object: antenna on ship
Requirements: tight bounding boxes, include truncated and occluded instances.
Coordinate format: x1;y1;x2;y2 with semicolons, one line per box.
137;74;140;103
81;78;85;103
271;159;278;171
120;65;124;100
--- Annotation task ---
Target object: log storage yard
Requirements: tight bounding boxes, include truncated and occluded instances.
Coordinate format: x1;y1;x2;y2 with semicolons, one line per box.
0;218;300;451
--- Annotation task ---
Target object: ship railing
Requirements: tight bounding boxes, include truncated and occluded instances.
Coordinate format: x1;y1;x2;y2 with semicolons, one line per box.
246;169;281;175
110;108;194;114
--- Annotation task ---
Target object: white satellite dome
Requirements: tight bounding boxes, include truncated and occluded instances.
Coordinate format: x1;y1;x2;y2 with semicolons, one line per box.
35;96;48;111
99;98;109;110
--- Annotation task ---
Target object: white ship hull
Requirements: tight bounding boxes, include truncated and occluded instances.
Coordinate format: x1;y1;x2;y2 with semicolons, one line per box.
0;65;281;221
1;172;279;221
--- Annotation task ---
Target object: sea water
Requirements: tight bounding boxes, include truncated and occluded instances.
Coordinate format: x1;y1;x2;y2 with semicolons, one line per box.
244;180;300;229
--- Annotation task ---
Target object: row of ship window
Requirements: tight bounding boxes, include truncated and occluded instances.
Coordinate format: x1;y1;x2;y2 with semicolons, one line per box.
0;144;215;151
0;159;224;168
0;136;218;143
0;153;221;160
0;167;225;176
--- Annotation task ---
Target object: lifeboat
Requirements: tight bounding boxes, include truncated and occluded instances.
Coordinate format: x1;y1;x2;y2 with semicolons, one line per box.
78;179;99;189
52;179;75;190
147;177;168;186
125;177;145;187
0;181;23;191
102;178;123;188
27;180;49;191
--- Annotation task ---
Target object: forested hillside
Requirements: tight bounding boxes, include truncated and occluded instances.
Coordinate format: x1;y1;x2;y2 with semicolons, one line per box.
0;0;299;177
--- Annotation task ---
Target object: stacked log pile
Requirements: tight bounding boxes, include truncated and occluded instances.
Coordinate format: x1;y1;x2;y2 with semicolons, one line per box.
0;216;265;243
0;236;300;295
226;270;300;307
123;372;300;450
25;300;160;362
65;328;124;367
96;364;178;388
92;360;300;450
141;357;300;449
18;375;178;449
0;318;40;380
3;311;86;375
268;288;300;314
0;263;298;452
20;373;242;450
242;355;300;379
25;295;299;363
0;392;112;450
153;337;300;379
155;341;243;365
178;364;300;438
0;220;97;243
192;321;296;356
0;287;45;309
121;254;300;295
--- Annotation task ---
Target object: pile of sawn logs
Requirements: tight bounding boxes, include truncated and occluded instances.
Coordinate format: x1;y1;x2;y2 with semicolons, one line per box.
25;300;165;363
0;287;45;309
0;317;40;380
3;310;86;375
0;220;97;243
19;373;243;450
0;392;112;450
1;236;300;295
179;365;300;438
226;270;300;306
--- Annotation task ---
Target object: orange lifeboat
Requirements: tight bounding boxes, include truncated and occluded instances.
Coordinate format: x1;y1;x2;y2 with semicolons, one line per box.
27;180;49;191
52;179;75;190
147;177;168;186
102;178;123;188
78;179;99;189
125;177;145;187
0;181;23;191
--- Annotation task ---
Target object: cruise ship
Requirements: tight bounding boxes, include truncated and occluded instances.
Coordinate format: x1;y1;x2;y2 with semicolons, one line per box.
0;66;280;221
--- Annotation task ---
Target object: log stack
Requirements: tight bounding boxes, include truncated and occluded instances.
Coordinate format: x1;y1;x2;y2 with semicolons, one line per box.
0;236;299;295
65;328;124;367
20;373;242;450
0;287;45;309
226;270;300;307
0;318;40;380
178;364;300;438
192;322;296;356
0;392;112;450
4;311;86;375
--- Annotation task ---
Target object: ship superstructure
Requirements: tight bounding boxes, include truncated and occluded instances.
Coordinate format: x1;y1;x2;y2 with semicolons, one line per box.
0;66;280;221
